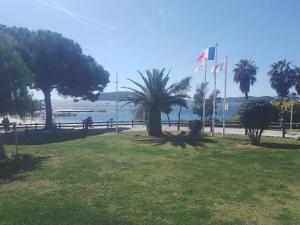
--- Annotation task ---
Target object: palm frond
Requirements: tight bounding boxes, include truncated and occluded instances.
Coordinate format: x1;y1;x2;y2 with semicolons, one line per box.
127;79;146;92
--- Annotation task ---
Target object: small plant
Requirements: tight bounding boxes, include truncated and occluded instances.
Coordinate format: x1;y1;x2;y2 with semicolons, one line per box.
239;100;274;145
188;120;203;137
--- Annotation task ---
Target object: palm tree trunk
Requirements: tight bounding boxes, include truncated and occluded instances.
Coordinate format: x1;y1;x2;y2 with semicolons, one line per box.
178;107;182;131
0;134;7;160
244;92;249;135
148;106;162;136
167;113;171;127
42;88;53;130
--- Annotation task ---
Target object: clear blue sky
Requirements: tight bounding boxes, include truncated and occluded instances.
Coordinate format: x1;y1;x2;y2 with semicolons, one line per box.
0;0;299;99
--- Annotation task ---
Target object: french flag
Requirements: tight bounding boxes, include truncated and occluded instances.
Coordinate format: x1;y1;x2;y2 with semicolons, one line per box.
196;47;215;62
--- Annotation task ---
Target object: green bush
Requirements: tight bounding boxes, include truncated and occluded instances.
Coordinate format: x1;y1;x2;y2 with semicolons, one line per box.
239;100;274;145
272;99;300;122
188;120;203;137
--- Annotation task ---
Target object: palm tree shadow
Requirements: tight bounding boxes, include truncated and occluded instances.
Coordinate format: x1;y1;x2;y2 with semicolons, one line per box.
135;131;215;149
0;154;49;182
260;142;300;150
3;128;129;145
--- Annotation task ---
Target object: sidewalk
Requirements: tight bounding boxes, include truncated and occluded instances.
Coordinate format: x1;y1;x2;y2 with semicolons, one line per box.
120;124;300;138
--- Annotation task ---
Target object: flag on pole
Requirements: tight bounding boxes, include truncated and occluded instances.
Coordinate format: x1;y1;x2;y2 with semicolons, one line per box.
210;58;227;73
196;47;216;62
194;60;206;73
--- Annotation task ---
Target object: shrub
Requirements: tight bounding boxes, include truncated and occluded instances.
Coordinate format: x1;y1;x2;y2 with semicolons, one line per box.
272;99;300;122
239;100;274;145
188;120;203;137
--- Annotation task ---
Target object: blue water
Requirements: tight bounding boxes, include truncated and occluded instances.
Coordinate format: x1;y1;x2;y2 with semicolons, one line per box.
50;99;240;123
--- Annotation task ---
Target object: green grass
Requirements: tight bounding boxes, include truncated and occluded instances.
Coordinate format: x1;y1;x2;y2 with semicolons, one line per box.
1;132;300;225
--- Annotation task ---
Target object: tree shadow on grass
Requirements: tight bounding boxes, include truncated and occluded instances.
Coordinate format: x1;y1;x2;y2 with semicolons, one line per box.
259;142;300;150
3;128;129;145
135;131;215;149
0;154;49;182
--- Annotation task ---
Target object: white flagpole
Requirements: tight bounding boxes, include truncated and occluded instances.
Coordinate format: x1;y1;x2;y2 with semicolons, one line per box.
222;56;228;137
202;58;207;133
212;44;218;136
115;71;119;133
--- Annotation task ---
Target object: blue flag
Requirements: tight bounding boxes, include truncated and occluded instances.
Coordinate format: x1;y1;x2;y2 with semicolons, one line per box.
207;47;215;60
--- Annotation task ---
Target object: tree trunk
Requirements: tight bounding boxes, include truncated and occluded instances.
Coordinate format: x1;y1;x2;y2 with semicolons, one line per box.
0;134;7;161
42;89;53;130
178;107;182;131
148;106;162;136
167;114;171;127
248;129;255;145
248;129;262;145
244;92;249;135
257;129;263;144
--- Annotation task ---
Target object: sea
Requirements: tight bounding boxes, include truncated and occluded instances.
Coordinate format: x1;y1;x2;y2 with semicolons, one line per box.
47;99;241;123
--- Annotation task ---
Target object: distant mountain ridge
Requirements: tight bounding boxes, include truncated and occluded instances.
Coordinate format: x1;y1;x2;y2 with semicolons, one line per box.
221;96;273;103
98;91;131;101
98;91;274;102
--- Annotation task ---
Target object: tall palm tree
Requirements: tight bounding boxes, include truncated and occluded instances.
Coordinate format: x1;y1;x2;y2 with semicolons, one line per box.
233;59;258;99
124;68;188;136
268;60;296;98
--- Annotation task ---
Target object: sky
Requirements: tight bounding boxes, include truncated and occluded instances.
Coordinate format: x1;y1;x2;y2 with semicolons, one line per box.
0;0;299;99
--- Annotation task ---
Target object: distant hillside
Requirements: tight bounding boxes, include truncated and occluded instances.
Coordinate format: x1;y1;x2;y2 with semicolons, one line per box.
220;96;274;103
98;91;131;101
98;92;274;102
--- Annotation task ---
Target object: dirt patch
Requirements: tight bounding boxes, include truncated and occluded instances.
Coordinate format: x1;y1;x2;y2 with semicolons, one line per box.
235;142;259;149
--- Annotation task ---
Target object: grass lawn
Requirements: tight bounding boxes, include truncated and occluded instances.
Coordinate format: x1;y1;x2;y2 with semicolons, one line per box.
1;132;300;225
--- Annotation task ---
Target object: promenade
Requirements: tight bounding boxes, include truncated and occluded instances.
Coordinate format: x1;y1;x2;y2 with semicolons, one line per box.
120;124;300;139
1;123;300;140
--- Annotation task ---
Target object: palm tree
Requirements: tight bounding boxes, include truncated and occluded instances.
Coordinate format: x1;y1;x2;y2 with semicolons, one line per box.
193;82;221;120
193;82;208;120
168;76;192;130
233;59;258;99
268;60;296;98
124;68;188;136
193;82;209;106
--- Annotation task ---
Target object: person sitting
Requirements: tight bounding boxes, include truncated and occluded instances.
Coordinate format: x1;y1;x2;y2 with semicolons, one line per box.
86;116;93;127
83;116;94;132
2;117;10;132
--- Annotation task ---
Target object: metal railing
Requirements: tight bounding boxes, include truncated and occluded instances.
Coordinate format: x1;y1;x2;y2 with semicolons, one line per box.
1;120;300;134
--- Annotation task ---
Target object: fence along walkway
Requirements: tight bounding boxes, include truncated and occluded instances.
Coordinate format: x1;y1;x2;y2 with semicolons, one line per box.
1;120;299;136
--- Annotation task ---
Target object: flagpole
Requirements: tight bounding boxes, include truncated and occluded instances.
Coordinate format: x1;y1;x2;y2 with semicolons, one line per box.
290;96;294;139
212;44;218;136
202;58;207;133
115;71;119;133
222;56;228;137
